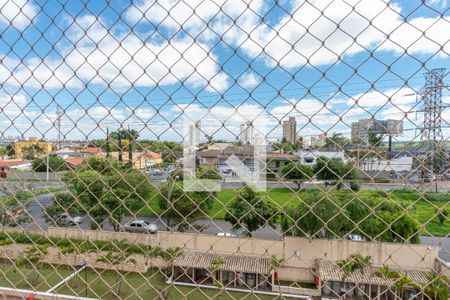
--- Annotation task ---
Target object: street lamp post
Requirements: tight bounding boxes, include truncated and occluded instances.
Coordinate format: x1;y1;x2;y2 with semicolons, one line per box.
166;175;179;232
46;152;49;181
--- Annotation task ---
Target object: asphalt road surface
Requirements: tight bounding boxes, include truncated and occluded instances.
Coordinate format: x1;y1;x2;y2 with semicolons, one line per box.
21;192;450;262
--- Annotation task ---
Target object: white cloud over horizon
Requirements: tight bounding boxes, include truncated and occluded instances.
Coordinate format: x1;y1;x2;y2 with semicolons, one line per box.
3;85;446;142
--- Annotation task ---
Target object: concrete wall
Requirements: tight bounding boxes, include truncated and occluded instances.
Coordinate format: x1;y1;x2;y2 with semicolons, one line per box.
272;285;321;297
2;227;439;282
0;243;152;273
435;257;450;277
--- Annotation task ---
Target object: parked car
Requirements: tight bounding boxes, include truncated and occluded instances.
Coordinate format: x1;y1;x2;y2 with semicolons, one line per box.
57;213;82;226
422;173;436;182
216;232;237;237
445;170;450;180
123;220;157;234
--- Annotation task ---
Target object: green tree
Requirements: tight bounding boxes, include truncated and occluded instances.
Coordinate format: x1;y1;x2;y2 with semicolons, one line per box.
5;144;15;156
102;188;134;232
368;129;383;147
44;193;81;225
375;265;400;279
32;155;68;172
270;256;286;294
314;156;356;189
109;129;140;141
64;157;154;229
135;140;182;163
224;185;280;236
337;254;372;285
281;162;313;189
394;274;415;300
158;182;214;231
159;247;182;276
272;141;298;154
22;144;45;160
0;146;7;156
282;194;347;238
196;166;221;179
0;197;30;226
324;133;350;150
211;256;225;286
424;272;449;300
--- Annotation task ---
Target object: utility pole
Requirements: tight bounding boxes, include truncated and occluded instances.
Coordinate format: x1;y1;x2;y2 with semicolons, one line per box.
55;106;63;150
106;127;110;158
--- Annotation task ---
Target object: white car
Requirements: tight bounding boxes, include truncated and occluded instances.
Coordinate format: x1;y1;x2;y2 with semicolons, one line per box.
123;220;158;234
57;213;82;226
216;232;237;237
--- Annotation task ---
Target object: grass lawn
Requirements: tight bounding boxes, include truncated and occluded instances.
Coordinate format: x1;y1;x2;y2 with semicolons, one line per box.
0;262;73;291
0;262;281;299
57;268;280;300
133;187;449;237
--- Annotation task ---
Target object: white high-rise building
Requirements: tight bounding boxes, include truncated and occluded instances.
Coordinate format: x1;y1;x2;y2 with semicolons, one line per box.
188;120;202;146
239;121;254;144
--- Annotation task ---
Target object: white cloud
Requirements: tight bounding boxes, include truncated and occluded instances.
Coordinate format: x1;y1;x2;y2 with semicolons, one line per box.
346;87;418;109
145;0;450;68
126;0;264;38
0;94;26;118
0;0;37;30
428;0;448;8
239;72;260;88
0;14;229;92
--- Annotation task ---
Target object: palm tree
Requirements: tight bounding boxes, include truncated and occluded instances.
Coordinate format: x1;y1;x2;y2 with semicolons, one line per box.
337;254;372;293
424;272;449;300
350;254;372;269
159;247;182;277
211;256;225;286
337;259;357;286
59;242;91;288
270;256;286;294
375;265;399;300
17;244;49;287
394;274;415;300
97;251;136;297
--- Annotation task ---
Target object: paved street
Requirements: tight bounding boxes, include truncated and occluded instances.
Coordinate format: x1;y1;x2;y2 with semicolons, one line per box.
22;192;450;262
151;180;450;192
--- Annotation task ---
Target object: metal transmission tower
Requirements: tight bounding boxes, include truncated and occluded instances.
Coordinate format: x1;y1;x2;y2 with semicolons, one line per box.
418;68;448;178
55;106;64;149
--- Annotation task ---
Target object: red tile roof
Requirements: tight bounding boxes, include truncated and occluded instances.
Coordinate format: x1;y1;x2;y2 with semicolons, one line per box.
64;157;85;166
0;159;30;168
266;153;298;159
80;147;102;154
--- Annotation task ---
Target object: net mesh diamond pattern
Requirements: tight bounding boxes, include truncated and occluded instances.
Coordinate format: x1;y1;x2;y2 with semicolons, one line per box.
0;0;448;299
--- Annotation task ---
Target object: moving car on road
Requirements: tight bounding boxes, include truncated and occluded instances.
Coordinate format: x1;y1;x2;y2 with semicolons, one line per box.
123;219;158;234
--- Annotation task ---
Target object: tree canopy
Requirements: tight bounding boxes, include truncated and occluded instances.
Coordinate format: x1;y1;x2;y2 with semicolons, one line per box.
32;155;68;172
63;157;153;230
224;185;280;236
282;190;420;243
281;162;313;189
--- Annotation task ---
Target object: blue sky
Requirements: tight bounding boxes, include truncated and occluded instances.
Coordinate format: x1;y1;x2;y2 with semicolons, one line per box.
0;0;448;143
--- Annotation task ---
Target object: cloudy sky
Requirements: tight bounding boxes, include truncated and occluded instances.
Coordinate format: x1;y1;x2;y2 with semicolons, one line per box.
0;0;449;143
